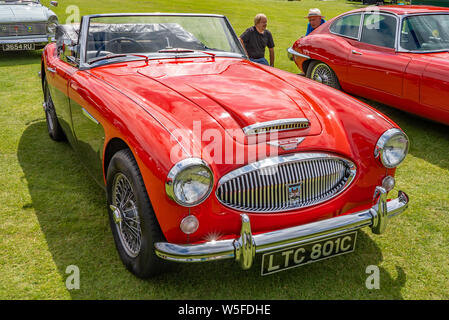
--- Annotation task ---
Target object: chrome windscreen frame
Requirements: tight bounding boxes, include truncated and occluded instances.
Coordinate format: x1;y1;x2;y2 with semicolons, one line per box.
216;152;357;213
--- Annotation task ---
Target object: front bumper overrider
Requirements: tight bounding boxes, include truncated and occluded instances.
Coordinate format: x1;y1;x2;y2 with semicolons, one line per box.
154;187;409;270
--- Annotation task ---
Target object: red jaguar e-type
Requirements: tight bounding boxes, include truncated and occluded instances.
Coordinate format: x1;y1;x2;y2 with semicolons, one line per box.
289;5;449;125
42;13;409;278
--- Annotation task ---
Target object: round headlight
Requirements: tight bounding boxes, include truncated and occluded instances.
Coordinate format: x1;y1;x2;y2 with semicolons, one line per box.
47;16;58;34
166;158;214;207
375;128;409;168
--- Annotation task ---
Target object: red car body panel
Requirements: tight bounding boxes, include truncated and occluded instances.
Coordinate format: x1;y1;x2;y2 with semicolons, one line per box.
43;40;399;245
292;5;449;125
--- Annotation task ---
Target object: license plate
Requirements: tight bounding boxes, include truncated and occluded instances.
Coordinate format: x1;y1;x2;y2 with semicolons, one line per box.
261;231;357;276
2;43;35;51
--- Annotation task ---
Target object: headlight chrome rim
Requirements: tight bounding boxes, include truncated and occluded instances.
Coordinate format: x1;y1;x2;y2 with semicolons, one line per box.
375;128;409;168
166;158;214;207
47;16;58;34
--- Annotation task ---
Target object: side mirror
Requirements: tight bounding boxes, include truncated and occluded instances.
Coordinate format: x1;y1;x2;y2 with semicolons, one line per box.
50;1;58;7
60;40;79;66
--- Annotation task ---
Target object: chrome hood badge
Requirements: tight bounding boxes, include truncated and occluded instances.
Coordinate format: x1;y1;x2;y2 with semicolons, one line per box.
268;137;305;151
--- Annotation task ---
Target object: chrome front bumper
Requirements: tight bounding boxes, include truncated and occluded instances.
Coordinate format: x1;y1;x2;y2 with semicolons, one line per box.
154;187;409;270
0;36;54;45
287;47;310;61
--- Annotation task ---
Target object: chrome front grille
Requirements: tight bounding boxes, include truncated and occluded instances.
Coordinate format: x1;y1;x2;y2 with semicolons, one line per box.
216;153;356;213
0;23;47;37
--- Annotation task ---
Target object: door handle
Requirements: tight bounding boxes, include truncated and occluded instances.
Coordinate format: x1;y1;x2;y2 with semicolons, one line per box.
351;50;363;55
47;67;56;73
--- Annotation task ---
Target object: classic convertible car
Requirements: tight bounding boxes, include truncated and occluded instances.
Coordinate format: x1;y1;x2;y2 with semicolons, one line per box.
42;13;409;278
288;6;449;125
0;0;58;51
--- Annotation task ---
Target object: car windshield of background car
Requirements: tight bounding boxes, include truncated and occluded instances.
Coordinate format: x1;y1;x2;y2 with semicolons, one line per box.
401;14;449;52
0;0;40;4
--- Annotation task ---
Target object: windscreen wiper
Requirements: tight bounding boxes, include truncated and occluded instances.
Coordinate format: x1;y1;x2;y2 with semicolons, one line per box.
88;53;149;65
158;48;195;53
158;48;216;58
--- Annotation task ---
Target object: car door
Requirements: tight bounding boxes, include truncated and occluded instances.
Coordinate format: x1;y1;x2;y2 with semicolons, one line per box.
347;12;411;97
420;55;449;113
50;23;106;186
45;47;78;146
328;13;363;85
68;76;106;186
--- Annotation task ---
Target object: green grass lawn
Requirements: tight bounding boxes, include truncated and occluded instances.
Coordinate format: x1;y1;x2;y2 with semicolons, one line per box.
0;0;448;300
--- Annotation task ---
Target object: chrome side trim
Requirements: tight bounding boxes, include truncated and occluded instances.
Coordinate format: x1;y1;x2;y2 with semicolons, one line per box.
287;47;310;60
81;108;99;125
154;188;409;266
242;118;310;136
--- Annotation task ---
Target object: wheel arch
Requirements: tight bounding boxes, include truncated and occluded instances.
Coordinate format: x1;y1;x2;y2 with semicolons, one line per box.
103;137;132;181
41;61;46;94
302;59;316;76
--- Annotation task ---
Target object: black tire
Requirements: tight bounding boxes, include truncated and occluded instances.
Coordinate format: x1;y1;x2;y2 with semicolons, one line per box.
43;78;66;141
306;61;341;90
107;149;167;278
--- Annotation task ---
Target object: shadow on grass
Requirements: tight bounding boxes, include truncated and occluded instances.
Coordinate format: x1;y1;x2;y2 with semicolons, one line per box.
0;50;42;67
18;121;406;299
357;97;449;171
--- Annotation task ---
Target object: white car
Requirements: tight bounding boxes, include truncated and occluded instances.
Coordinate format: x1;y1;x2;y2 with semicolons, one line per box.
0;0;58;51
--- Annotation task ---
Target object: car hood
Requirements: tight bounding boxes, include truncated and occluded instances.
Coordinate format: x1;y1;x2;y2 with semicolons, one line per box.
0;4;51;22
89;57;322;144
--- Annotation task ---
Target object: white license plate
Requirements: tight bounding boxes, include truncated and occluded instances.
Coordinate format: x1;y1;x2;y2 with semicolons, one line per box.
2;43;36;51
261;231;357;275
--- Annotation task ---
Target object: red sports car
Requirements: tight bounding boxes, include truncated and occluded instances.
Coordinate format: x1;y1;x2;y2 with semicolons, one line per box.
42;13;409;278
289;5;449;125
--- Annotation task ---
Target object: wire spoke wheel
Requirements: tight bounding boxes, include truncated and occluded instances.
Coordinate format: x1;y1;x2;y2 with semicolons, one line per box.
309;62;340;89
43;79;65;141
112;173;142;258
107;149;166;278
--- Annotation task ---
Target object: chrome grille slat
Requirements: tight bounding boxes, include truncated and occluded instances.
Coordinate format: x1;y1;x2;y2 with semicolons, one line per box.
216;153;356;213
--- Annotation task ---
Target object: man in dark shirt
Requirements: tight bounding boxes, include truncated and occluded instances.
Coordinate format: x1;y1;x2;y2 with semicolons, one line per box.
239;14;275;67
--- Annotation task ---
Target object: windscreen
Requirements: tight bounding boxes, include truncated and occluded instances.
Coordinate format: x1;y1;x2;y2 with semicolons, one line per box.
0;0;40;4
401;14;449;51
85;15;244;62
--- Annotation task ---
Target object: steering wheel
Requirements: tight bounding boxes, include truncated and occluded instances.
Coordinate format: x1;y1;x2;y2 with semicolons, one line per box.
95;37;145;57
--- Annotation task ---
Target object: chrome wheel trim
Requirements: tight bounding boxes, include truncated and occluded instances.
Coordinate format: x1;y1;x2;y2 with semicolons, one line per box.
311;63;337;88
111;173;142;258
